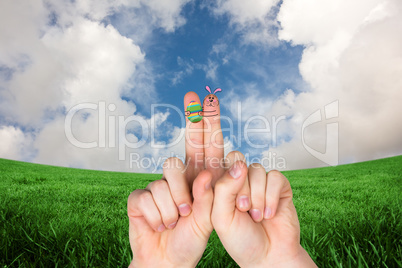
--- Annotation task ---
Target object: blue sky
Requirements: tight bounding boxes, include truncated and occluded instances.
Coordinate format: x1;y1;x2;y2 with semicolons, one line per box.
145;5;304;157
145;4;305;102
0;0;401;172
124;2;306;154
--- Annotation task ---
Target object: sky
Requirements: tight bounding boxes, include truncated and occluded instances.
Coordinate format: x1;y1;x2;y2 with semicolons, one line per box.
0;0;401;173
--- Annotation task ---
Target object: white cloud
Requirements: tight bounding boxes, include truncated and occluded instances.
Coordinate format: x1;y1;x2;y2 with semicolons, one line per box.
215;0;278;25
43;0;189;32
222;86;274;123
143;0;190;32
171;56;195;85
0;126;34;161
200;59;219;81
42;19;144;109
0;0;47;68
33;108;180;172
0;18;144;127
2;0;401;173
219;0;402;170
211;0;280;46
171;57;220;85
0;0;190;171
263;0;402;169
278;0;384;46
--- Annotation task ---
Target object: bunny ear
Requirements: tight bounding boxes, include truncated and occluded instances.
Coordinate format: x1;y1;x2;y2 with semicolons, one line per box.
214;88;222;94
205;86;212;93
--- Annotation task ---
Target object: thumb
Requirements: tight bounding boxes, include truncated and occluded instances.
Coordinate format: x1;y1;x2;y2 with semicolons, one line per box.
211;160;247;231
191;170;214;235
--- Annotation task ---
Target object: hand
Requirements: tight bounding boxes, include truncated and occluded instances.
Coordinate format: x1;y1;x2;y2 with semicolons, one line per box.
127;159;213;267
211;151;317;267
127;91;225;267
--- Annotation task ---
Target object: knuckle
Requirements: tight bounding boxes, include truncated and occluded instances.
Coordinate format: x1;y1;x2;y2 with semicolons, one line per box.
214;178;230;192
268;170;286;185
128;189;144;204
127;191;138;216
138;191;153;207
165;214;179;225
159;205;179;226
171;189;189;203
267;170;293;199
127;190;137;203
214;178;225;188
268;169;283;179
288;188;294;199
188;137;203;146
149;179;168;193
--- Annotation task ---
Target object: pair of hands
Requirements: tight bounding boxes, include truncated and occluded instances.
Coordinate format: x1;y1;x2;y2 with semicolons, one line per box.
127;92;316;267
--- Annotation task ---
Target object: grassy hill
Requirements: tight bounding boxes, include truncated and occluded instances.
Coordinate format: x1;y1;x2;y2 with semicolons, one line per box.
0;156;401;267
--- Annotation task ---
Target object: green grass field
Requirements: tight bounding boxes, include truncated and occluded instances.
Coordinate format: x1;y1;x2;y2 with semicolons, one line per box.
0;156;401;267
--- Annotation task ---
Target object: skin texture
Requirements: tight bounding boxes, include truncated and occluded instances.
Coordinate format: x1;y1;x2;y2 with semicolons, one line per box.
211;153;317;267
127;91;316;267
127;91;223;268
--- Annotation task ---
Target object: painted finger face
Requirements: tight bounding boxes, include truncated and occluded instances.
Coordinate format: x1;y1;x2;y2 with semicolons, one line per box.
203;94;219;108
202;86;221;118
202;94;220;118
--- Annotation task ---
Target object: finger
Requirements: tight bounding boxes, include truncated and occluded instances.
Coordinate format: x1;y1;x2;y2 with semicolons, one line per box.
184;92;205;184
203;90;224;184
211;160;248;232
248;163;267;222
264;170;293;220
225;151;250;212
145;179;179;229
163;157;193;217
191;170;214;237
127;189;165;232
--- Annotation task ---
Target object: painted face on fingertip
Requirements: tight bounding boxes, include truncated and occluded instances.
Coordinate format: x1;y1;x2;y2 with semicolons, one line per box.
203;86;222;117
203;94;219;108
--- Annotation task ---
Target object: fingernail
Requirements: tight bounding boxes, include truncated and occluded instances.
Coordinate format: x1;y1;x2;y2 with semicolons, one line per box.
178;203;191;216
250;209;262;221
238;196;250;209
264;207;272;219
157;224;165;232
168;222;177;229
229;164;242;179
